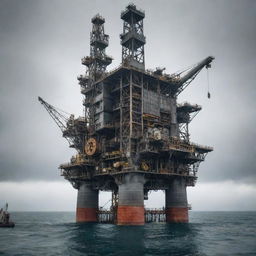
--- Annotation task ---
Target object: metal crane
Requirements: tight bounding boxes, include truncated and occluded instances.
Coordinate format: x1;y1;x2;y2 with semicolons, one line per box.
38;96;86;151
172;56;214;96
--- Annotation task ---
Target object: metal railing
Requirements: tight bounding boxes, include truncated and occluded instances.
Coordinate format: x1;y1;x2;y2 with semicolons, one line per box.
98;206;192;224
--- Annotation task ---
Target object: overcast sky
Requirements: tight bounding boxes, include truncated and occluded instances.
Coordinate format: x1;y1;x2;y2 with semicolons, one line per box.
0;0;255;211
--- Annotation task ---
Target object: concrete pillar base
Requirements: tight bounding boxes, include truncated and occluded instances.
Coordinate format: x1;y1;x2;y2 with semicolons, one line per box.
117;206;144;225
166;207;188;223
76;207;98;223
116;173;145;225
165;177;188;223
76;182;98;223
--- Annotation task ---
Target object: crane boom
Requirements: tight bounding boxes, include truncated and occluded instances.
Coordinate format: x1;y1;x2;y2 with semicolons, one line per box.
38;96;74;147
173;56;214;96
38;97;87;152
38;97;68;133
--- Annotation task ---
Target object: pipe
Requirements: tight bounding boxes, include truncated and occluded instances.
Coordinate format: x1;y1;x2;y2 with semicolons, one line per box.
170;97;178;136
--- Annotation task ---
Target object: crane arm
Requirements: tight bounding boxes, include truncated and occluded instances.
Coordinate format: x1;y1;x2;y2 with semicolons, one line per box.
38;96;69;133
38;96;75;147
173;56;214;96
38;97;87;152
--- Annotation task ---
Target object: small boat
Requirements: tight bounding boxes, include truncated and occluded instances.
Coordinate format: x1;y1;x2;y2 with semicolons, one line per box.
0;203;15;228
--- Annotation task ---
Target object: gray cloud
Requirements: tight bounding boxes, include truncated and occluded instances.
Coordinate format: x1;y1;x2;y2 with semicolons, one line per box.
0;0;255;184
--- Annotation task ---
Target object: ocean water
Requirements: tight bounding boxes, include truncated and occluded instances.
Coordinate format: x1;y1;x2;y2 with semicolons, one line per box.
0;212;255;256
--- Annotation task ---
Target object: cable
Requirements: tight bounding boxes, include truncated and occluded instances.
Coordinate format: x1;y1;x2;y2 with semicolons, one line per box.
100;199;112;209
207;68;211;99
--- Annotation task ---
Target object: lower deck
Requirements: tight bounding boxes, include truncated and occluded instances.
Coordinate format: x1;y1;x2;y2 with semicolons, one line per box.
98;207;191;223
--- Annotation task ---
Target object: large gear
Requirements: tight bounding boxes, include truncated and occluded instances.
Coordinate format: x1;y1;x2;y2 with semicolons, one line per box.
85;138;97;156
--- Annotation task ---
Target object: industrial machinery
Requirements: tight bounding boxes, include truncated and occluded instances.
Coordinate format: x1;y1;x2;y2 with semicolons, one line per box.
39;4;214;225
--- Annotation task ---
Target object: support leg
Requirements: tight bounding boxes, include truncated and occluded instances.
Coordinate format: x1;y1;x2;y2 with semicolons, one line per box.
165;178;188;223
76;182;98;223
117;173;145;225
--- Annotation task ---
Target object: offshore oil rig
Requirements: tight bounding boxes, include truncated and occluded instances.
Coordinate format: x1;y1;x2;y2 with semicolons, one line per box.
39;4;214;225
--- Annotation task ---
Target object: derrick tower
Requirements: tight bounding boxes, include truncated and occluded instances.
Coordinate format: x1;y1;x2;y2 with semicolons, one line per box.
78;14;112;133
39;4;214;225
120;3;145;70
82;14;112;82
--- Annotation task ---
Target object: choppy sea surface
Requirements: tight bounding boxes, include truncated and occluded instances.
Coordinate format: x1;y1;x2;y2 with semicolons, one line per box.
0;211;255;256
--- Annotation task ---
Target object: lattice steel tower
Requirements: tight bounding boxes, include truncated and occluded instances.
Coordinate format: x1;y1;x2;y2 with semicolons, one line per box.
82;14;112;82
78;14;112;133
120;4;146;70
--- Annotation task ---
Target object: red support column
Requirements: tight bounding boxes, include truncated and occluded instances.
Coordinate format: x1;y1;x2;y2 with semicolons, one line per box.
117;173;145;225
117;206;145;225
166;207;188;223
76;182;98;223
166;178;189;223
